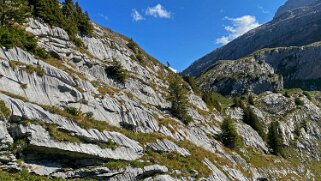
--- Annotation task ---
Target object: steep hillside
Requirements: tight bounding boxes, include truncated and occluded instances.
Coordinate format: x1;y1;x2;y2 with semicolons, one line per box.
183;0;321;76
0;1;320;181
198;42;321;95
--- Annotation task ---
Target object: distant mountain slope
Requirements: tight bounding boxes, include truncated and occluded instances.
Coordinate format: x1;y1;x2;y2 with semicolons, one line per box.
183;0;321;76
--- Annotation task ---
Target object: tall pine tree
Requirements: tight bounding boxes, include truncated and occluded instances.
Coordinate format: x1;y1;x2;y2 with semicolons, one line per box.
168;76;193;124
268;121;284;155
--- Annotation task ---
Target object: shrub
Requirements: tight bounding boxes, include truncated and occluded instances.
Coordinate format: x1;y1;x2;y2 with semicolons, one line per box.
284;91;290;98
248;94;255;105
64;106;81;116
232;97;245;109
105;62;127;84
0;100;11;119
126;39;137;53
0;26;37;51
35;64;45;76
267;121;284;155
202;92;222;112
168;76;193;125
0;0;30;26
243;106;266;141
295;98;304;106
182;75;200;96
221;118;241;149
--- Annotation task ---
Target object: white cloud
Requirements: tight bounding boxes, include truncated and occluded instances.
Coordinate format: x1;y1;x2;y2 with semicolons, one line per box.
99;13;109;21
257;5;270;14
146;4;171;18
216;15;261;45
131;9;144;21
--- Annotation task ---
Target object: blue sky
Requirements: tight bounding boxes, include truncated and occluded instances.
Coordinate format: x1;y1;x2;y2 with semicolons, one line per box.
76;0;286;71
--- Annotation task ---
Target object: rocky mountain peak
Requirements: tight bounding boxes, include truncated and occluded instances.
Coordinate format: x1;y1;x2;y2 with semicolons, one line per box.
274;0;319;18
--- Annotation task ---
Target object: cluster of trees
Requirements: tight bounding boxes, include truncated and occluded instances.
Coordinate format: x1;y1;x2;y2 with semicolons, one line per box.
168;76;193;125
0;0;93;51
0;0;49;58
28;0;93;44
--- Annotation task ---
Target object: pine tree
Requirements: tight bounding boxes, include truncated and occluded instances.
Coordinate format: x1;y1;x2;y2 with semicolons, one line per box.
268;121;284;155
29;0;65;27
168;76;193;124
243;106;266;141
221;118;240;149
0;0;30;26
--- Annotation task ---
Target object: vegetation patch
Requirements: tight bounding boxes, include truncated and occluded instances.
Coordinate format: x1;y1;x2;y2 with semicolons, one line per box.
105;61;127;84
220;117;241;149
168;76;193;125
0;100;11;118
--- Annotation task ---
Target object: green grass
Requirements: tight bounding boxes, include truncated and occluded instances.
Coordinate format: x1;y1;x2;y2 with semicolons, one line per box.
47;124;82;143
0;100;11;118
0;169;64;181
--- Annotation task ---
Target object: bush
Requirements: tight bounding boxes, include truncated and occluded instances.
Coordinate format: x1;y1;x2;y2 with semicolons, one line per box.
267;121;284;155
221;118;241;149
182;75;200;96
202;92;222;112
243;106;266;141
0;26;37;50
248;94;255;105
0;100;11;119
105;62;127;84
168;76;193;125
232;97;245;109
295;98;304;106
64;106;81;116
0;0;30;26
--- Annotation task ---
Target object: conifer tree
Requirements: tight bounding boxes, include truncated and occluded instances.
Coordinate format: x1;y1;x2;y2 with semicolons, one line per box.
168;76;193;124
221;117;240;149
268;121;284;155
29;0;65;27
0;0;30;26
243;106;266;141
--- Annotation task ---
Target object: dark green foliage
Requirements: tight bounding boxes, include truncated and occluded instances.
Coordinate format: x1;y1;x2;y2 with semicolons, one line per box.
295;98;304;106
105;62;127;84
29;0;65;27
221;118;240;149
64;106;81;116
248;94;255;105
0;26;37;50
284;91;290;98
29;0;93;44
202;92;222;112
243;106;266;141
232;97;245;109
0;100;11;118
0;26;48;59
0;0;31;26
182;75;200;96
127;39;137;53
267;122;284;155
168;77;193;125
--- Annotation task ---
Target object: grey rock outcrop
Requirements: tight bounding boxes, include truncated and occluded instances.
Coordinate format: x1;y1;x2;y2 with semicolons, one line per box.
197;57;283;96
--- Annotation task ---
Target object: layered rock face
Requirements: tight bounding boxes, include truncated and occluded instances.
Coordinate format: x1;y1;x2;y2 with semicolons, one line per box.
0;18;320;181
197;57;283;96
183;0;321;77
